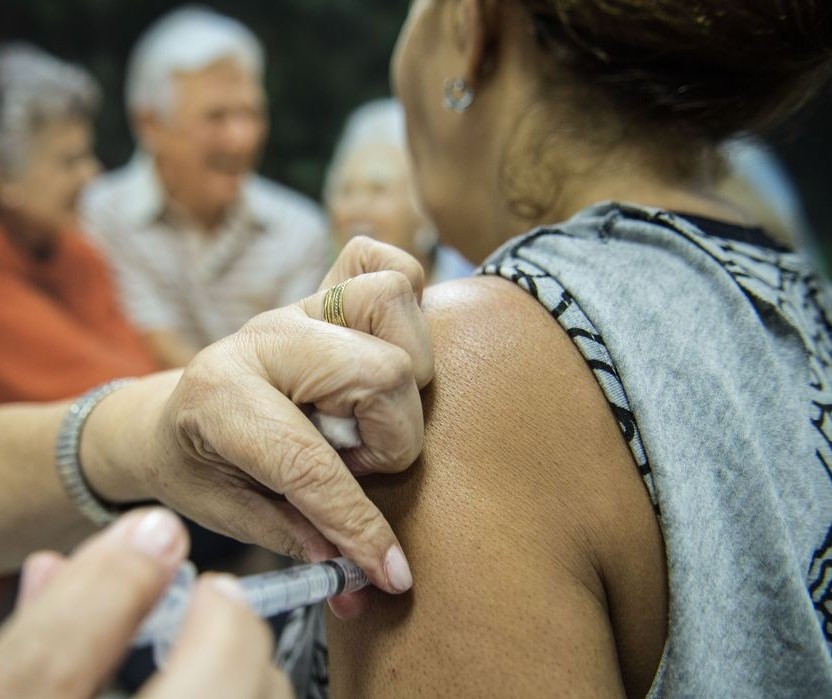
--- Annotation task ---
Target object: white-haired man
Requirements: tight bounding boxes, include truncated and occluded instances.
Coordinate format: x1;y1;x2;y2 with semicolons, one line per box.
83;6;330;367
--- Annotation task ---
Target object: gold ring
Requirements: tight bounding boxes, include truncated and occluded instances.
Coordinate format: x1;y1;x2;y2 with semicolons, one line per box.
323;279;351;327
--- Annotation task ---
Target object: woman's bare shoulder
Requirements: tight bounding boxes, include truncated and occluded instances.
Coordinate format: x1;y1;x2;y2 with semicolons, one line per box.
329;274;666;698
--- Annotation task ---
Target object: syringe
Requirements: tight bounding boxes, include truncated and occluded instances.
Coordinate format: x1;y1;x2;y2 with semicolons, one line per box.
133;557;369;665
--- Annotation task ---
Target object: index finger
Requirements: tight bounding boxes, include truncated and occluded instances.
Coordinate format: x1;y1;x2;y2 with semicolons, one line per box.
321;236;426;301
190;372;413;596
302;270;433;390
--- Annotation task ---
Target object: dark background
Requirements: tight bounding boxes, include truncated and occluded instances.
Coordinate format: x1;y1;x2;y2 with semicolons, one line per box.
2;0;829;271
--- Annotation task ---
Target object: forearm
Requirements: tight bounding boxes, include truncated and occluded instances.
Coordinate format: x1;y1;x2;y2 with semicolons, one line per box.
0;371;182;572
0;237;434;586
0;402;94;571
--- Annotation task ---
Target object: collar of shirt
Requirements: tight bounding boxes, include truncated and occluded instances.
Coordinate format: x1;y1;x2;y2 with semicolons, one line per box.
119;151;268;236
119;152;270;281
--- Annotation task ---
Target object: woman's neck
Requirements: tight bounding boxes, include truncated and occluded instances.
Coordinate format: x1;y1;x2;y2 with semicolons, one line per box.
480;163;756;257
565;177;755;227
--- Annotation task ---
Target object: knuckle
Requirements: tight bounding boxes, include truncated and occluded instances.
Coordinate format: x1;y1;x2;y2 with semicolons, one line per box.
339;498;384;539
337;235;375;273
376;436;419;473
356;402;423;474
345;234;375;256
393;432;423;470
361;345;413;391
354;236;423;279
374;269;413;300
416;349;435;388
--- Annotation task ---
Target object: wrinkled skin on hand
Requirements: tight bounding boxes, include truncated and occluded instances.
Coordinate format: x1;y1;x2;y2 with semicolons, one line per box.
147;238;433;610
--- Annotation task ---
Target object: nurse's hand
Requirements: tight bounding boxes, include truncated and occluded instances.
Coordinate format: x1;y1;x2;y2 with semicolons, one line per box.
82;239;431;605
0;508;291;699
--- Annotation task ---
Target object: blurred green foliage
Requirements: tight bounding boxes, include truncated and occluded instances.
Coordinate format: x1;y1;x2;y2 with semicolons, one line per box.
0;0;409;200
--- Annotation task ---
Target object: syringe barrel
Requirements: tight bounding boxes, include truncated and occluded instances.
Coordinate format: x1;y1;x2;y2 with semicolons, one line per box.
336;557;370;594
132;557;369;665
133;561;196;646
240;557;368;618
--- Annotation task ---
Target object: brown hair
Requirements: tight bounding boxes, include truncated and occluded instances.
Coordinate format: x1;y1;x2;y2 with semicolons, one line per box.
521;0;832;141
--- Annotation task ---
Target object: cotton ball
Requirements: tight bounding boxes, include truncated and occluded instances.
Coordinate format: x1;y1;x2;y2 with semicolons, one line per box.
311;411;362;450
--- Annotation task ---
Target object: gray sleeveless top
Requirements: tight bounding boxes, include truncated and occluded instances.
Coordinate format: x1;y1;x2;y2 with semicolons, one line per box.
480;202;832;697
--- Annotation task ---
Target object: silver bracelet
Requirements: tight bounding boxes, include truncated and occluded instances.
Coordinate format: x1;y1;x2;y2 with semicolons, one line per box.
55;378;137;527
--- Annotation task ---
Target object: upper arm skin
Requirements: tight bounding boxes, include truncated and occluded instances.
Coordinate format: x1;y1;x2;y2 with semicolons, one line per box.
328;276;668;698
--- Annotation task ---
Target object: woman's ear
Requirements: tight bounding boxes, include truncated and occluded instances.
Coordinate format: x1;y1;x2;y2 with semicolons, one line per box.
452;0;501;88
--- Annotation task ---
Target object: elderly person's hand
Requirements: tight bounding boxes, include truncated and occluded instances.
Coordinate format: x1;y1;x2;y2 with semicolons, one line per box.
80;238;431;602
0;508;290;699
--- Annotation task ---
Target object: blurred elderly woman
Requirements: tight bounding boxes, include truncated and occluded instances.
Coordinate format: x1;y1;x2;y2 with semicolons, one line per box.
0;44;158;402
325;98;471;284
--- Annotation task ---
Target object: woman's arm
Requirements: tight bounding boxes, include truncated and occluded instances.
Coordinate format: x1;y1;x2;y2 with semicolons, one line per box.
328;276;668;697
0;400;98;570
0;239;433;603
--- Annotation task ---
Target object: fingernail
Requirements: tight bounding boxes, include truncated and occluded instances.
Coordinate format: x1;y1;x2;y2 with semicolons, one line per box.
384;545;413;593
209;574;249;606
126;509;183;562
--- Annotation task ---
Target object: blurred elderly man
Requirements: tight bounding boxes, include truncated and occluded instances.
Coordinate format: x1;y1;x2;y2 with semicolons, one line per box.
83;6;330;368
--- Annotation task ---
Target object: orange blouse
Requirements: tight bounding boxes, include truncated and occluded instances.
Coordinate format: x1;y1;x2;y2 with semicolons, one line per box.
0;227;159;403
